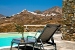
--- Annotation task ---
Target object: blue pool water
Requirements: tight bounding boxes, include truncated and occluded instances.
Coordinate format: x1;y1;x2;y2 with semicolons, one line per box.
0;37;20;47
0;32;37;48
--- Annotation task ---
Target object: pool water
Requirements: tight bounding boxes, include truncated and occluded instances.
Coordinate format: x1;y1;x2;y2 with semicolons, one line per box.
0;36;35;49
0;37;21;47
0;32;40;48
0;33;29;47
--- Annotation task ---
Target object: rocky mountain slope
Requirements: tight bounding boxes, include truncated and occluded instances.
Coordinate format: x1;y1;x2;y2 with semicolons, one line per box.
0;14;6;18
43;6;62;14
0;6;62;32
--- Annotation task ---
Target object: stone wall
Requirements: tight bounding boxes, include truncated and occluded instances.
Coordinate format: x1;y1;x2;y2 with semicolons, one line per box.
62;0;75;41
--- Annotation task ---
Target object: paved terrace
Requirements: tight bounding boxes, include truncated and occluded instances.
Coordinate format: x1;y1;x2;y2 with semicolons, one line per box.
1;33;75;50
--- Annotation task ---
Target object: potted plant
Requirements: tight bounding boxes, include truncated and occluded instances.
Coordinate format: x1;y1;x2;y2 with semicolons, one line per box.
14;23;25;42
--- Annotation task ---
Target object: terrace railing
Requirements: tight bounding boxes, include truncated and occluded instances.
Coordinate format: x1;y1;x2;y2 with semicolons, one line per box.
24;25;46;32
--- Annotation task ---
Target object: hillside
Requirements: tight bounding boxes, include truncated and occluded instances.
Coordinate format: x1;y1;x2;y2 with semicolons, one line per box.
43;6;62;14
0;6;62;32
0;14;6;18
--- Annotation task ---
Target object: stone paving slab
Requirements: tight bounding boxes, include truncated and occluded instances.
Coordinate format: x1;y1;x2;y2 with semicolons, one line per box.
54;34;75;50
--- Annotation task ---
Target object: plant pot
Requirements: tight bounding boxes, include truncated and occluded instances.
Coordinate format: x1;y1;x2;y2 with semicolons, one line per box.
20;37;25;42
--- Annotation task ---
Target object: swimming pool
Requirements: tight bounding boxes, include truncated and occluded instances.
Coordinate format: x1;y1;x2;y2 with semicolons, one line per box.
0;32;39;49
0;37;19;47
0;32;33;48
0;34;29;48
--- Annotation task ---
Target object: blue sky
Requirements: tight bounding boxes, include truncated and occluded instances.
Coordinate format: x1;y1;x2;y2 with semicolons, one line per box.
0;0;62;16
